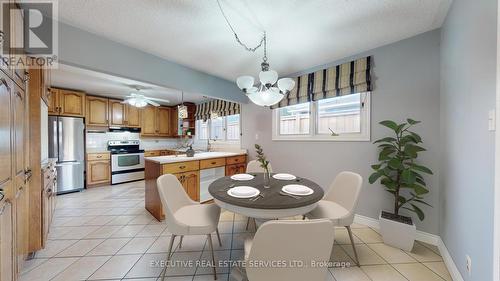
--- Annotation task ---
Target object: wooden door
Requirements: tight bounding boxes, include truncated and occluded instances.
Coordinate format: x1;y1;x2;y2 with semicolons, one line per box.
170;107;179;137
0;197;13;281
109;99;126;126
11;2;25;88
126;105;141;128
47;88;59;115
177;171;199;201
157;107;171;136
14;181;28;272
0;74;12;191
42;184;50;246
87;161;110;185
86;96;108;126
141;106;157;136
59;90;85;117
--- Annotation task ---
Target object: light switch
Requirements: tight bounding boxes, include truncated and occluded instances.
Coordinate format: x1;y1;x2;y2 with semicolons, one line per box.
488;110;496;131
255;133;259;140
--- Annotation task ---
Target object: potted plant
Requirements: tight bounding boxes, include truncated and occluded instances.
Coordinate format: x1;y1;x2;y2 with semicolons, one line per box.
255;144;271;188
369;119;433;251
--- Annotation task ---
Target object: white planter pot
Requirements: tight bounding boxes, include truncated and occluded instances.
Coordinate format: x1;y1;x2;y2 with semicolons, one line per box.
379;211;416;251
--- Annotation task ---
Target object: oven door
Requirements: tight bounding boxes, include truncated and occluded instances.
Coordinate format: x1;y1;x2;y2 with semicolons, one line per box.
111;153;145;172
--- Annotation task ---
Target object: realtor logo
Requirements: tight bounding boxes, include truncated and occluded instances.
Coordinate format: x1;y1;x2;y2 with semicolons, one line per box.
1;1;58;68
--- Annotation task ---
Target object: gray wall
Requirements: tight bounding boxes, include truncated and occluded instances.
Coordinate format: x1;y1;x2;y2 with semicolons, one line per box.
241;30;441;234
58;22;247;103
439;0;497;280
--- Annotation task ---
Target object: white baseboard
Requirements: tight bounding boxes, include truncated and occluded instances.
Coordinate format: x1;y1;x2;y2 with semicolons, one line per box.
353;214;464;281
437;237;465;281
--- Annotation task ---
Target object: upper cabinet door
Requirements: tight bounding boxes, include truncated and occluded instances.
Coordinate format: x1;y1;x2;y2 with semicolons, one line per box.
126;105;141;128
86;96;108;126
12;85;24;178
47;88;58;115
59;90;85;117
140;106;157;136
0;73;12;187
108;99;125;126
157;107;171;136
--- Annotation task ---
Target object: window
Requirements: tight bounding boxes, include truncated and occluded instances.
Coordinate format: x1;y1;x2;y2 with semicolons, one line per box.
196;114;240;141
272;92;370;141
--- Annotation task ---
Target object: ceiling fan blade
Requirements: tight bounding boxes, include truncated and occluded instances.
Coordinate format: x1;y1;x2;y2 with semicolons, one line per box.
146;97;170;103
146;99;160;107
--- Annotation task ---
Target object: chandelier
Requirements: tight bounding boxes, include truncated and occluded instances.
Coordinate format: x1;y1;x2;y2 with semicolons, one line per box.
217;0;295;106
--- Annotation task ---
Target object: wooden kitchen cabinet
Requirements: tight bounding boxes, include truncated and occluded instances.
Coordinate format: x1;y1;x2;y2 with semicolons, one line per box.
0;72;12;191
126;105;141;128
0;196;13;281
48;88;86;117
86;153;111;186
86;96;109;127
41;160;57;247
175;171;199;201
226;163;246;176
108;99;141;128
141;106;171;137
144;150;161;157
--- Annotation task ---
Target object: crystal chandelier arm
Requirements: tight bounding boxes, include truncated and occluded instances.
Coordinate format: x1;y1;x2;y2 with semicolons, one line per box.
216;0;265;52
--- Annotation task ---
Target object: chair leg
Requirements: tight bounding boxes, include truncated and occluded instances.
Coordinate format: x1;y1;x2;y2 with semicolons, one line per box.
346;226;360;266
245;217;251;230
179;235;184;249
207;234;217;280
252;218;257;230
160;234;176;281
216;228;222;247
302;215;306;220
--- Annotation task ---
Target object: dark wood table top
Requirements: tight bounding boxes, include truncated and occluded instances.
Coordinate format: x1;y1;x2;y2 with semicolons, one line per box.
208;173;324;210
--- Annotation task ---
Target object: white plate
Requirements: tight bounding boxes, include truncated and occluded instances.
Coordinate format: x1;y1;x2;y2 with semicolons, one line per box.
227;186;260;198
230;174;255;181
282;184;314;196
272;173;297;180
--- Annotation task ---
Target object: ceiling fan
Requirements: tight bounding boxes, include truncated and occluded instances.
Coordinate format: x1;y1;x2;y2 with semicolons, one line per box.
122;87;170;108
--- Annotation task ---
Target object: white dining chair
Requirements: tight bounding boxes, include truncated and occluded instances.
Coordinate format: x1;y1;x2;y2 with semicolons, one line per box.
245;160;274;230
157;174;222;280
236;219;334;281
305;171;363;266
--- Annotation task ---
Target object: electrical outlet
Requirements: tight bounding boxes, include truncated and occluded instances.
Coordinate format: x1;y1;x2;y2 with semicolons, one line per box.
489;110;496;131
466;255;472;276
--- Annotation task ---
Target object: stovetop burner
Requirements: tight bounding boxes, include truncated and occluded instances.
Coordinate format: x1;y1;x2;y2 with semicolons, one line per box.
107;140;143;154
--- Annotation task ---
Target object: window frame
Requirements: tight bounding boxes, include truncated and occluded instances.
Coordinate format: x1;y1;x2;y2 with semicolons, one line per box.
196;114;242;142
272;92;371;142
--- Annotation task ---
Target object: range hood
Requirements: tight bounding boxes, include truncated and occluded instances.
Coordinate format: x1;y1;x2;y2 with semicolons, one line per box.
108;127;141;133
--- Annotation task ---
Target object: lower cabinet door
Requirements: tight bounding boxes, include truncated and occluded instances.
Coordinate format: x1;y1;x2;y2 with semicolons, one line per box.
0;200;13;281
225;163;246;176
87;160;111;185
176;171;199;202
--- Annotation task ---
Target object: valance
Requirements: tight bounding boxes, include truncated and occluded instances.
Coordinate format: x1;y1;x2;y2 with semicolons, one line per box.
194;99;240;121
272;56;372;109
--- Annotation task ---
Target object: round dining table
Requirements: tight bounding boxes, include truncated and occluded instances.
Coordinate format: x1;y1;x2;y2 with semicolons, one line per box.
208;173;324;219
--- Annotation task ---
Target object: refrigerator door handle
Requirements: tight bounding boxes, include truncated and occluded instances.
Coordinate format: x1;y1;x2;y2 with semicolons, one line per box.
58;119;63;162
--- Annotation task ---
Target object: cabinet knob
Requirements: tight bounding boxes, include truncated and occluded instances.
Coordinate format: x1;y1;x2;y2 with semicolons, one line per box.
96;155;102;158
179;165;186;169
211;162;216;165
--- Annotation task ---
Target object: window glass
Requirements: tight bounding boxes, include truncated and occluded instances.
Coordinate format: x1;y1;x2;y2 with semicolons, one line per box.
197;120;209;140
226;114;240;140
210;117;225;140
279;103;310;135
317;93;362;135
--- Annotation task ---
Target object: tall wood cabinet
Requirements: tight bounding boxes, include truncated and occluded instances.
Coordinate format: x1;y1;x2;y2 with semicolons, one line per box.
48;88;86;117
86;96;108;126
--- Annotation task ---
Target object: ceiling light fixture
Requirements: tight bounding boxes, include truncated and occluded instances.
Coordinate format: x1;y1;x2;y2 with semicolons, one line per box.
178;91;188;119
217;0;295;107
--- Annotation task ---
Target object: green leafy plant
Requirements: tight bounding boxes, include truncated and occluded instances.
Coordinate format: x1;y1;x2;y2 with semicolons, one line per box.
255;144;270;173
369;119;433;221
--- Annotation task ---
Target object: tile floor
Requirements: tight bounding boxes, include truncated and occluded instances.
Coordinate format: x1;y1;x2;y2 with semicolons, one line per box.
20;181;452;281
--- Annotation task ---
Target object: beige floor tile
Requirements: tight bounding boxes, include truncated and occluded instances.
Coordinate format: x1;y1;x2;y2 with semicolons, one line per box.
136;224;166;237
331;245;355;265
217;221;234;234
417;241;441;256
59;226;101;239
110;224;146;238
423;261;452;281
230;233;252;250
51;256;111;281
125;253;166;278
20;258;48;274
56;239;104;257
83;215;116;226
61;216;96;226
106;215;137;225
117;237;156;255
87;238;131;256
19;257;79;281
330;266;371;281
89;254;142;279
334;228;363;245
85;225;123;239
177;235;207;252
352;228;383;244
340;244;386;265
164;251;201;276
361;264;407;281
406;242;443;262
147;235;179;254
393;263;444;281
220;210;235;221
128;214;155;225
195;250;231;275
35;240;78;258
351;223;370;229
368;243;417;263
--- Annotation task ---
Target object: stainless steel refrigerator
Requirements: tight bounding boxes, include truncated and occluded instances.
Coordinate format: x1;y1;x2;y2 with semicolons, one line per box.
48;116;85;194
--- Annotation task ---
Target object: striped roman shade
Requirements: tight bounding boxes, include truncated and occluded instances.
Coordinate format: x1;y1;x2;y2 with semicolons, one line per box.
195;100;240;121
272;56;372;109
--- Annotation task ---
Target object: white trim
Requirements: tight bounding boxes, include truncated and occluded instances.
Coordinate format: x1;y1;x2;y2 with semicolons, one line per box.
271;93;371;142
494;2;500;279
353;214;464;281
438;237;465;281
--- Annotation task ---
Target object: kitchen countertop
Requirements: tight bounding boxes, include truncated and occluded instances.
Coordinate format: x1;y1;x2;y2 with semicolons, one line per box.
145;151;247;164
